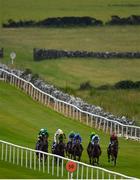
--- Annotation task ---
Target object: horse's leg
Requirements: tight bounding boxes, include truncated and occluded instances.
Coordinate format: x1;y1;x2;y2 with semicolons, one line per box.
78;155;81;161
114;153;117;166
92;158;94;166
89;157;91;164
108;152;110;162
97;157;99;165
114;157;116;166
111;154;114;161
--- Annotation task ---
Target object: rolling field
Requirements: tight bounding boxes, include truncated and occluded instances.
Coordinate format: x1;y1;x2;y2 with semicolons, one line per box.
0;82;140;178
1;27;140;87
0;0;140;22
0;1;140;178
1;25;140;123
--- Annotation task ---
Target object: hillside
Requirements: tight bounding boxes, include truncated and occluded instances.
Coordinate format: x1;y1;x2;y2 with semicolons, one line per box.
1;0;140;22
0;81;140;178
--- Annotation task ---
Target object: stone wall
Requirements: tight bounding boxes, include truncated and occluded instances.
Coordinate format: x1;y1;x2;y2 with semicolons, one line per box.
33;48;140;60
0;63;135;126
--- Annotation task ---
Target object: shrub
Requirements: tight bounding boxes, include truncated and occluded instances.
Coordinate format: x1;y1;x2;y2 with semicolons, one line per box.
134;81;140;89
79;81;92;90
23;68;32;75
114;80;135;89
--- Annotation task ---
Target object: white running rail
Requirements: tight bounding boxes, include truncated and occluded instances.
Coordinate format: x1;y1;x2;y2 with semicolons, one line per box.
0;140;137;179
0;68;140;141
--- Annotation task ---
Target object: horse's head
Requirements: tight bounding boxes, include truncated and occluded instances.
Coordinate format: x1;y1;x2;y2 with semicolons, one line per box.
92;143;101;157
55;141;65;156
110;140;118;154
58;134;64;142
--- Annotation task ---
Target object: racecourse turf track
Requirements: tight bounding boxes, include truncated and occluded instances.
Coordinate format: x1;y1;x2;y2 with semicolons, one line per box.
0;82;140;178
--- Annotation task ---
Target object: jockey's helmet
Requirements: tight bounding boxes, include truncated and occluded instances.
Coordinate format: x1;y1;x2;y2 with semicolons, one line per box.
90;131;96;140
39;128;49;137
111;132;117;140
74;133;80;139
69;131;75;138
56;129;63;135
94;135;99;141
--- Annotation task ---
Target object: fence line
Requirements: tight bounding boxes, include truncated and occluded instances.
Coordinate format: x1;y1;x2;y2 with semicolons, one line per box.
0;68;140;141
0;140;136;179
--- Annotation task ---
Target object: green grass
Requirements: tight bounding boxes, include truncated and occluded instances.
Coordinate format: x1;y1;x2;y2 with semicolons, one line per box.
0;161;56;179
0;81;140;178
1;27;140;86
1;2;140;125
76;89;140;125
1;26;140;53
1;0;140;22
0;0;140;178
0;27;140;122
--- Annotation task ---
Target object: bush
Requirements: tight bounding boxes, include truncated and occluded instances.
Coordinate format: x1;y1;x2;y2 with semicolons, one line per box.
23;68;32;75
114;80;135;89
134;81;140;89
79;81;92;90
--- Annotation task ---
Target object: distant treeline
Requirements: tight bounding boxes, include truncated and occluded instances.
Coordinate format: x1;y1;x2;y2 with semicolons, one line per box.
0;48;3;58
2;15;140;28
2;17;102;27
33;48;140;60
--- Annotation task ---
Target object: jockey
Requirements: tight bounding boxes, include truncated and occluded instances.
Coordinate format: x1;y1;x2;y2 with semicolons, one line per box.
68;131;75;142
108;132;119;154
109;132;118;145
52;129;66;149
74;133;82;144
91;134;100;145
89;131;96;142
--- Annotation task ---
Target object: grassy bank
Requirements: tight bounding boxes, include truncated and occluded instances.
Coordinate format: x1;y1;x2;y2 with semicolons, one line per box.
76;89;140;125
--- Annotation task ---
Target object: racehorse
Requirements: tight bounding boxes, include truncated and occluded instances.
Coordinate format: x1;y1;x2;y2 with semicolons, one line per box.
35;136;48;161
55;140;66;158
52;135;66;164
66;141;73;159
72;140;83;161
87;142;101;165
107;140;118;166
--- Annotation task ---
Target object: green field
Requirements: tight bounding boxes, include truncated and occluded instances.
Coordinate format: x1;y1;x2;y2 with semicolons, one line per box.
1;27;140;87
0;26;140;123
0;82;140;178
0;1;140;177
1;0;140;22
